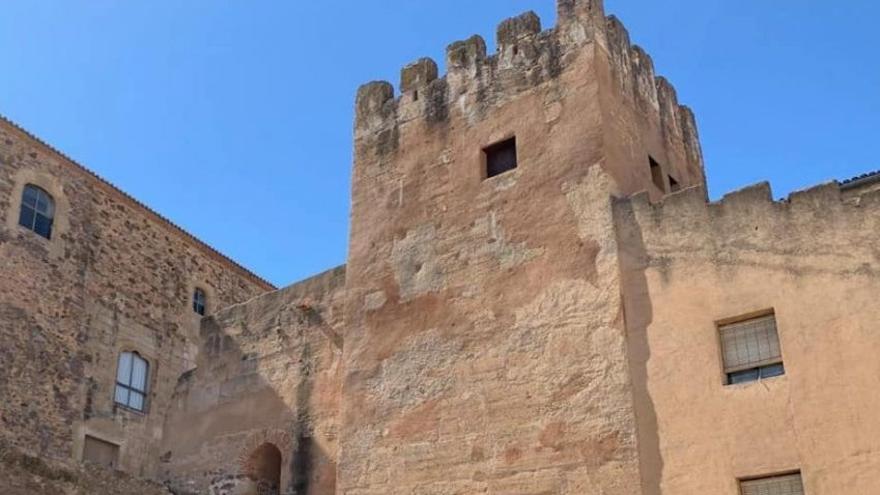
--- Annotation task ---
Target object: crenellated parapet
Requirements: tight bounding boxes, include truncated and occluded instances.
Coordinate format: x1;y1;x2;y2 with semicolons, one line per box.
617;180;880;274
604;16;702;172
354;0;699;172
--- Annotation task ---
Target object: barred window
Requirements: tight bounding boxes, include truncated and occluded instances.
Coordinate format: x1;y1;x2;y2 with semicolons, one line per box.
719;313;785;385
193;288;207;316
740;472;804;495
19;184;55;239
115;352;149;412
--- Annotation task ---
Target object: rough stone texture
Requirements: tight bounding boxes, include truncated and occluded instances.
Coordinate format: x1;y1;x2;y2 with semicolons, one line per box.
0;115;272;479
0;440;172;495
340;0;704;492
2;0;879;494
160;267;345;495
841;171;880;202
616;183;880;495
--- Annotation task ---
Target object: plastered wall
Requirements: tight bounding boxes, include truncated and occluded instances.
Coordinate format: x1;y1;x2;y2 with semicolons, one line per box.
616;183;880;494
160;267;345;495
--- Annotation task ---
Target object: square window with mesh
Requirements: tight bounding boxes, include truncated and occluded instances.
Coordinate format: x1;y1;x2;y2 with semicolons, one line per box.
484;137;517;179
740;472;804;495
719;313;785;385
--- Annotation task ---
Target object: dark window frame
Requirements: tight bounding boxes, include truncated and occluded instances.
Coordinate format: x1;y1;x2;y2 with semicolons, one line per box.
483;137;518;179
717;311;786;386
738;471;804;495
114;351;149;413
19;184;55;239
193;288;207;316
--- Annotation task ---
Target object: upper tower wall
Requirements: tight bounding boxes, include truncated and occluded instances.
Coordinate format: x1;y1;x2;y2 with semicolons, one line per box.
340;1;703;493
353;0;704;200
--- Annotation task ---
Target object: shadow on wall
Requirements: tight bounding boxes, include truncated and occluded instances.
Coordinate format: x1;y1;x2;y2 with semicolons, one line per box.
614;198;663;495
158;268;345;495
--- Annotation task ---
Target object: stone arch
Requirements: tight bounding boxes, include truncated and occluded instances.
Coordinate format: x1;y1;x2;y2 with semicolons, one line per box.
236;429;294;493
246;443;282;495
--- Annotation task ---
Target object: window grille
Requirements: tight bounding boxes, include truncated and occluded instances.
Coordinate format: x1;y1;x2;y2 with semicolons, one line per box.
193;288;207;316
720;313;785;385
19;184;55;239
115;352;148;412
740;473;804;495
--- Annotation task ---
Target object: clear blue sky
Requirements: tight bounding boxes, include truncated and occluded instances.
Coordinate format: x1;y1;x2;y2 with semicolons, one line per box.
1;1;877;287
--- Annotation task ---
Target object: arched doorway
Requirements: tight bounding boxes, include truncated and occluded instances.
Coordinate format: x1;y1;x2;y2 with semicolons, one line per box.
246;443;282;495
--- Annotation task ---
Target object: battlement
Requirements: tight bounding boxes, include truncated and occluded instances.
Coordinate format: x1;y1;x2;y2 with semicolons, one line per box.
619;180;880;272
628;179;880;215
354;0;699;171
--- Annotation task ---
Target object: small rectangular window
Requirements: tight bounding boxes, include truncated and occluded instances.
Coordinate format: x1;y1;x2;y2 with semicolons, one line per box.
83;435;120;469
649;156;666;192
484;137;518;179
669;175;681;192
740;472;804;495
719;313;785;385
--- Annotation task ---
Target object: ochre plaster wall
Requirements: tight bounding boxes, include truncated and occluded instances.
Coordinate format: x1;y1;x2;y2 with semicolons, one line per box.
338;1;704;493
616;183;880;494
160;267;345;495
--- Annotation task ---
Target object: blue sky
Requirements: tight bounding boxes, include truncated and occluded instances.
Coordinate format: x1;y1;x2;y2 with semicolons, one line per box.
1;1;877;287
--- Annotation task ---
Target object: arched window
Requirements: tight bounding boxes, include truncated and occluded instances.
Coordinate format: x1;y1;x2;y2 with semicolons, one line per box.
115;352;149;412
193;288;207;316
19;184;55;239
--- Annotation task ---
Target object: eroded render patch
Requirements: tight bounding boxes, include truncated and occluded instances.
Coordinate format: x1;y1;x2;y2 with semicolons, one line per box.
390;224;446;301
469;211;545;269
366;330;462;410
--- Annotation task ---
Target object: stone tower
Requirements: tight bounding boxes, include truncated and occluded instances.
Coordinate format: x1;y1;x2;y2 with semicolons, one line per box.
340;0;704;492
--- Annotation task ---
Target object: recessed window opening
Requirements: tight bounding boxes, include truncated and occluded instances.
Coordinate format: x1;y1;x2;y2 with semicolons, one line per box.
649;156;666;192
484;137;518;179
115;351;149;412
719;313;785;385
413;89;419;101
82;435;120;469
740;472;804;495
669;175;681;192
193;288;207;316
19;184;55;239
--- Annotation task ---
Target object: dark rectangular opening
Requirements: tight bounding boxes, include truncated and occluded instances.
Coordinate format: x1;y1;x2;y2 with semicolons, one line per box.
484;137;518;179
669;175;681;192
649;156;666;192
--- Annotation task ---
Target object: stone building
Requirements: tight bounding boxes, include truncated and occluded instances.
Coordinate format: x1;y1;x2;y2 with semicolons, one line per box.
1;0;878;494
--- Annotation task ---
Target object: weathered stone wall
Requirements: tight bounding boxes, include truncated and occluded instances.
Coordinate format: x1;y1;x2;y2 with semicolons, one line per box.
339;1;704;493
160;267;345;495
841;172;880;202
0;116;272;478
0;440;172;495
615;182;880;494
